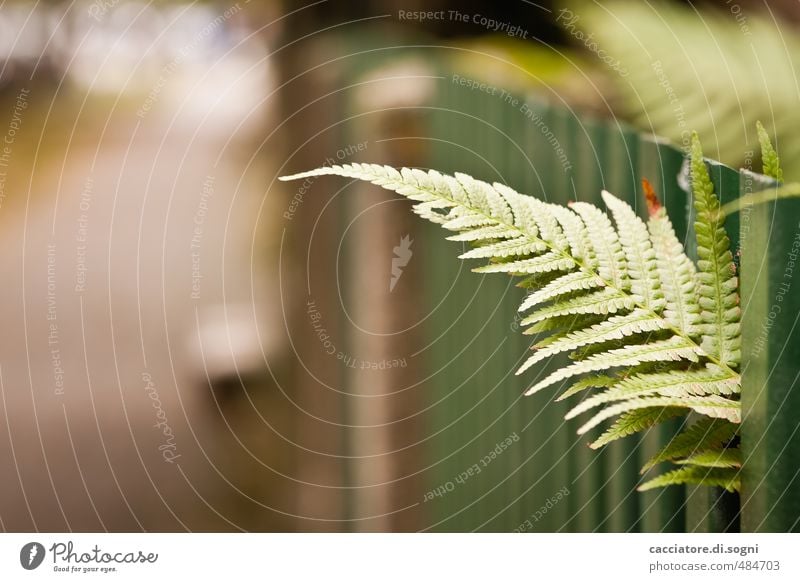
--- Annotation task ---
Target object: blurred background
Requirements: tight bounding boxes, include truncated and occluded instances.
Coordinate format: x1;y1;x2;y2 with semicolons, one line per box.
0;0;797;532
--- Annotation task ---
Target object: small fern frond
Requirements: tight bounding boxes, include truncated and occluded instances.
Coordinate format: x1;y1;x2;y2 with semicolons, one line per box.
647;204;700;337
690;134;742;367
459;239;547;259
638;466;740;493
566;365;740;420
447;225;519;242
757;121;783;182
518;271;603;312
525;336;701;396
519;288;633;327
570;202;626;288
642;417;738;472
602;191;663;311
473;252;574;275
577;394;740;435
517;309;664;375
677;448;742;469
590;407;684;449
551;205;595;264
556;375;617;402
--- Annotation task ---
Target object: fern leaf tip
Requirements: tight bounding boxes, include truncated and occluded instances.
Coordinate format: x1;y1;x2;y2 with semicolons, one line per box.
279;168;327;181
278;172;305;181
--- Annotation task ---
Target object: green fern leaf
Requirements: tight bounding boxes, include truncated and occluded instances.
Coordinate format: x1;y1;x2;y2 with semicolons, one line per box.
518;271;604;312
591;407;684;449
279;162;743;490
638;466;740;493
602;191;664;310
577;394;740;435
447;224;520;242
647;203;700;336
551;205;595;265
459;238;548;259
690;133;742;367
525;336;702;396
517;309;664;375
570;201;626;288
442;214;496;231
556;375;618;402
756;121;783;182
566;364;739;420
473;252;574;275
678;447;742;469
642;417;738;472
520;288;633;328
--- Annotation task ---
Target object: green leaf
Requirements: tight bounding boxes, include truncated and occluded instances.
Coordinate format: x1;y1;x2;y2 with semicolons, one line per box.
690;133;742;367
590;407;684;449
648;204;700;336
756;121;783;182
518;309;664;375
638;465;740;492
525;336;702;396
279;162;743;490
642;417;738;471
577;394;740;435
567;364;740;420
602;190;664;311
678;447;741;469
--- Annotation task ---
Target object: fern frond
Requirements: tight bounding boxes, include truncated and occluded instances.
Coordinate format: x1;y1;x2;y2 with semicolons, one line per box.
447;225;520;242
566;364;739;420
570;202;626;288
442;214;495;231
525;336;701;396
524;313;604;335
556;375;617;402
638;466;740;493
459;238;548;259
757;121;783;181
647;205;700;336
517;309;664;375
602;191;663;311
454;172;514;224
590;407;684;449
551;205;595;264
642;417;738;472
577;394;740;435
493;182;540;232
520;288;633;327
279;161;743;491
690;134;742;367
473;252;574;275
518;271;603;312
678;448;742;469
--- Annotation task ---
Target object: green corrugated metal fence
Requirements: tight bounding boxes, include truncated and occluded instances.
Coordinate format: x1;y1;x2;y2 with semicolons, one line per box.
414;73;799;532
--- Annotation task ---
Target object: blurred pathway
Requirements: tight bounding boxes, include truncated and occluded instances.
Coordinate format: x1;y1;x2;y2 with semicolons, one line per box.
0;39;288;531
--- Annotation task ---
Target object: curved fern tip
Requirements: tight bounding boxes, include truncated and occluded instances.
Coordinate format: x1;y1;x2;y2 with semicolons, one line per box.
279;171;312;181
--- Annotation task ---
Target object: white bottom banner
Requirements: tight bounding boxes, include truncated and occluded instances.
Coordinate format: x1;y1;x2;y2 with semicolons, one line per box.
0;533;797;581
